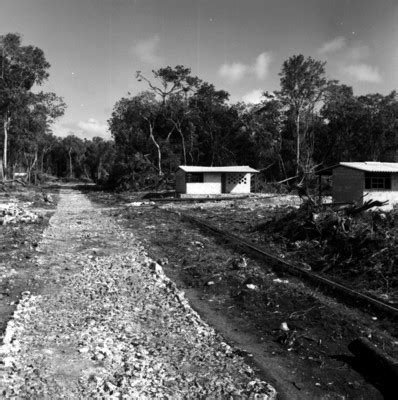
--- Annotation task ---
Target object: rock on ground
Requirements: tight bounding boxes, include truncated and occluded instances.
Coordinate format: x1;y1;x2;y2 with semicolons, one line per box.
0;203;40;225
0;188;276;399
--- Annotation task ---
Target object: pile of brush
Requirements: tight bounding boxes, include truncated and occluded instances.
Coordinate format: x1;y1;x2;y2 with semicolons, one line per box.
257;200;398;298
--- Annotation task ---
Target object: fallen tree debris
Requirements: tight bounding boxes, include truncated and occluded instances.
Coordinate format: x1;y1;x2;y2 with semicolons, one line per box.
0;179;26;187
257;200;398;302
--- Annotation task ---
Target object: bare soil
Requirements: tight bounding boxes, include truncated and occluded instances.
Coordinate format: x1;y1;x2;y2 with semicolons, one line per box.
174;198;398;306
85;190;398;400
0;185;59;336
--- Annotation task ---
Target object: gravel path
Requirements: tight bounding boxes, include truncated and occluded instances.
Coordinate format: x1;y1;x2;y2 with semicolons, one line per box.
0;188;276;399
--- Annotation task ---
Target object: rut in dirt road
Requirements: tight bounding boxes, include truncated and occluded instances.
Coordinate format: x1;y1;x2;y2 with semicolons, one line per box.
0;188;276;399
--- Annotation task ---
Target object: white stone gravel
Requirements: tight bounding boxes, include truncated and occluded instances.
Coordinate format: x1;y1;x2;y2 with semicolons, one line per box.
0;202;39;225
0;188;276;399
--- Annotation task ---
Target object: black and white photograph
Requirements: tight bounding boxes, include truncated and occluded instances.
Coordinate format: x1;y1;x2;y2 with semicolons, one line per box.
0;0;397;398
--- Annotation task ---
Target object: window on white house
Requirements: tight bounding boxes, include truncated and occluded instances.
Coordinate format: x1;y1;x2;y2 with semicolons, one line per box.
364;173;391;189
186;173;204;183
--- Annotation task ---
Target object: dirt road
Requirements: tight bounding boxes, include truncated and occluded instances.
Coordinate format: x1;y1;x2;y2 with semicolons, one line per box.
0;188;276;399
86;192;397;400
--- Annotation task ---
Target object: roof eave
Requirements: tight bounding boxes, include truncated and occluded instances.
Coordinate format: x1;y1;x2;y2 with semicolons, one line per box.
316;163;398;174
178;166;259;173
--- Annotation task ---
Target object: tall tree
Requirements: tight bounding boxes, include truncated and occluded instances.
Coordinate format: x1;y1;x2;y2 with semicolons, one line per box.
61;135;86;179
277;55;333;177
137;65;200;105
191;82;232;166
28;92;66;180
137;66;201;164
0;33;50;177
84;137;115;182
109;92;164;176
2;90;65;182
237;93;287;179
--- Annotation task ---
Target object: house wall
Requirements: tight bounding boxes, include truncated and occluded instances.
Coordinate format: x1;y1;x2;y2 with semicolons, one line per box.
175;170;186;194
225;173;251;194
186;172;222;194
332;167;364;203
363;175;398;210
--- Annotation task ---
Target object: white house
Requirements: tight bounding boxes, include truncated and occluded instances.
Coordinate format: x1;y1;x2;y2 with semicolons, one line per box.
175;165;259;196
318;162;398;209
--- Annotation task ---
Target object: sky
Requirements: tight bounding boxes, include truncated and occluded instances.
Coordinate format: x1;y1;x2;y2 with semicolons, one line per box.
1;0;398;140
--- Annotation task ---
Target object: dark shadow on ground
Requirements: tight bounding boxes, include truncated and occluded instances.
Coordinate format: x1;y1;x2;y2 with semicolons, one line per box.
331;354;395;399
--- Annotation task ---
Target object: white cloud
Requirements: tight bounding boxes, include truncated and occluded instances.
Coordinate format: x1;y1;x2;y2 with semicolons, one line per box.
51;119;110;140
318;38;381;84
131;35;163;65
345;44;370;61
253;52;272;80
218;52;272;83
77;118;109;137
318;36;347;54
242;89;264;104
341;64;382;83
51;121;73;138
219;62;249;83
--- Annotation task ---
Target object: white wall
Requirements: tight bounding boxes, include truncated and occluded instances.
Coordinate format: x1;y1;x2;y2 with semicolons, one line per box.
225;173;251;194
186;173;222;194
363;175;398;210
362;191;398;210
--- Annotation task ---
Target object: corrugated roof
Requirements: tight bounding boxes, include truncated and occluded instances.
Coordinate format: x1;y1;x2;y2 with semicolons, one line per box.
179;165;259;173
316;162;398;175
339;162;398;172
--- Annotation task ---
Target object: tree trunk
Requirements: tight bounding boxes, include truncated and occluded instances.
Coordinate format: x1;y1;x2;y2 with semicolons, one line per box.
40;149;46;174
3;112;10;178
165;126;175;142
210;131;215;166
148;122;163;176
296;112;300;175
83;166;90;181
68;148;73;178
168;119;187;164
278;155;287;180
3;119;7;171
31;150;38;184
189;131;195;164
176;125;187;165
97;157;102;181
0;156;4;182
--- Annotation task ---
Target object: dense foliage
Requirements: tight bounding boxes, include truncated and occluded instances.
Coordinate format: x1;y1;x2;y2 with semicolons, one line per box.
108;61;398;190
44;135;115;183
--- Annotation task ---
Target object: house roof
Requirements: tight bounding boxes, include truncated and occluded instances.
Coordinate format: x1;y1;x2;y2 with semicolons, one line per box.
316;162;398;175
178;165;259;173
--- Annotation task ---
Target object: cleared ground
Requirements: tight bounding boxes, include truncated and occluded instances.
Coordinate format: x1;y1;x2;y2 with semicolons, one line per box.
0;187;275;399
86;190;397;400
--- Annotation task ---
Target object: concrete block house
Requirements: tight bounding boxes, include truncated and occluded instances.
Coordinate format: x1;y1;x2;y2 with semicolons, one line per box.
320;162;398;209
175;165;258;196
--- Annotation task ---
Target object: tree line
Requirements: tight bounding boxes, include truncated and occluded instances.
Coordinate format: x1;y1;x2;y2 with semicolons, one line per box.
0;33;114;184
2;33;398;191
108;57;398;190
